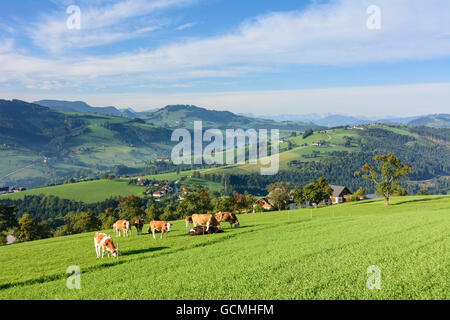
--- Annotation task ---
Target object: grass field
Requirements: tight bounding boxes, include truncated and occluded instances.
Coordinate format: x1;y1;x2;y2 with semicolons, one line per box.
0;196;448;300
0;179;146;203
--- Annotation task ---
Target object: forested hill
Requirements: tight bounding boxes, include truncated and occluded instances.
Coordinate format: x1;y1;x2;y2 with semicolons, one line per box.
141;104;322;130
408;114;450;128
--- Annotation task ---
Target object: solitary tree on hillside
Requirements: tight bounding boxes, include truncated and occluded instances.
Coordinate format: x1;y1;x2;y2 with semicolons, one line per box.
355;153;412;206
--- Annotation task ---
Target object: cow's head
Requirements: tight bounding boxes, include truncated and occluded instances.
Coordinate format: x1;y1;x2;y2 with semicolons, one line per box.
166;222;172;232
215;212;223;222
105;239;119;258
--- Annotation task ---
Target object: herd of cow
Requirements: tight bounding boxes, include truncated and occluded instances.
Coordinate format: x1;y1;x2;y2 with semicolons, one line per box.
94;212;240;258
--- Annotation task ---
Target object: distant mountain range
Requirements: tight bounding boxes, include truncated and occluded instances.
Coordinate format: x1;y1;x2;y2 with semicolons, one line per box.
33;100;158;118
32;100;450;128
140;104;320;131
241;113;450;128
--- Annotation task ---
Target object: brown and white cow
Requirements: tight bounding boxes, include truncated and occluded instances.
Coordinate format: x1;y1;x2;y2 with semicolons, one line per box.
134;219;145;235
94;233;118;258
215;212;240;228
191;214;221;232
185;216;193;230
148;221;172;239
113;220;131;237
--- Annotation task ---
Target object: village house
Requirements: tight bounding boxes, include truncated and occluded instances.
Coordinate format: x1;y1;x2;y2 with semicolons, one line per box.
153;191;165;198
254;198;273;211
312;141;326;147
0;186;26;195
328;185;353;204
136;178;148;186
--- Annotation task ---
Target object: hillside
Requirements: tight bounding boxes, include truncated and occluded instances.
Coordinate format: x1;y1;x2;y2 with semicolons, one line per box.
142;105;321;130
408;114;450;128
0;196;448;299
34;100;158;118
2;124;448;202
34;100;123;117
204;125;450;195
0;100;174;188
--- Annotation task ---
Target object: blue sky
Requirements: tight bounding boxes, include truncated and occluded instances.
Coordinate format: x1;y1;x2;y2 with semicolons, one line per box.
1;0;450;116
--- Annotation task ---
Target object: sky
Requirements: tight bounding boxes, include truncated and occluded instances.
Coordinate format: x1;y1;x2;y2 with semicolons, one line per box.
1;0;450;117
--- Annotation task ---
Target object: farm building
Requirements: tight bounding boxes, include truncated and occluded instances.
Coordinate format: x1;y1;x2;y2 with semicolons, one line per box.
329;185;353;204
254;198;273;210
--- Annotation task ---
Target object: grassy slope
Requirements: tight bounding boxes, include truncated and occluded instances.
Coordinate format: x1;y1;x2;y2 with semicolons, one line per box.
210;128;360;174
0;196;448;300
0;170;223;203
1;179;146;203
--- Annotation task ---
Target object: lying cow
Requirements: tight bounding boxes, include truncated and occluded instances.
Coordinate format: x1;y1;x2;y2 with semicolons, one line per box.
191;214;221;232
215;212;240;228
189;225;224;236
185;216;193;230
94;233;118;258
134;219;145;235
113;220;131;237
148;221;172;239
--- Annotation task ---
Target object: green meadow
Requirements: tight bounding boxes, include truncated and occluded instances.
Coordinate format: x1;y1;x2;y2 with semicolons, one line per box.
0;196;448;300
1;179;146;203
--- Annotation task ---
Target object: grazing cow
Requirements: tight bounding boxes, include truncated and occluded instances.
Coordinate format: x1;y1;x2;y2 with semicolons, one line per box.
185;216;193;230
94;233;118;258
134;219;145;235
189;225;224;236
113;220;131;237
148;221;172;239
191;214;221;232
215;212;240;228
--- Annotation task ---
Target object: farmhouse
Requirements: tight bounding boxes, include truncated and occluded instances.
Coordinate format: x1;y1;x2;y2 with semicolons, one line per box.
312;141;326;147
153;191;165;198
0;186;26;194
136;178;148;186
254;198;273;210
329;185;353;204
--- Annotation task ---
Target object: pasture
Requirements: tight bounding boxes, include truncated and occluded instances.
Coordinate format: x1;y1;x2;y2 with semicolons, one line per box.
1;179;146;203
0;196;448;300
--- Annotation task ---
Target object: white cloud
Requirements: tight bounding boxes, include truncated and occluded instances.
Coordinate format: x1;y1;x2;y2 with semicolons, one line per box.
1;0;450;93
175;22;197;31
27;0;196;53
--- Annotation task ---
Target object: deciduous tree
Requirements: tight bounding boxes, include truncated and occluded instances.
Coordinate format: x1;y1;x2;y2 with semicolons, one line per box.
355;153;412;206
